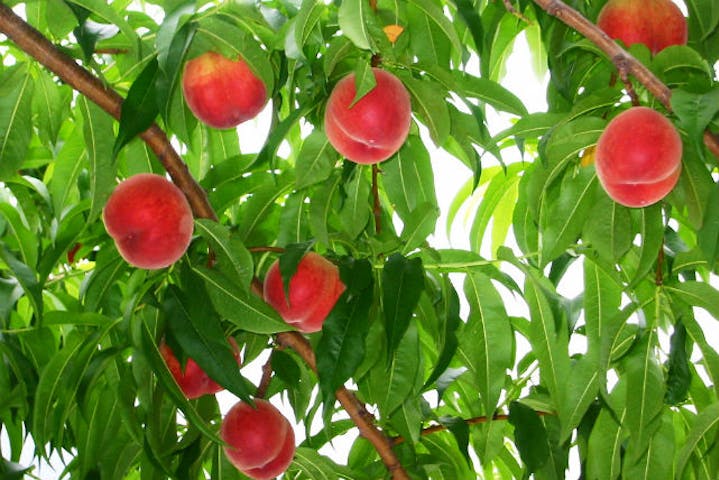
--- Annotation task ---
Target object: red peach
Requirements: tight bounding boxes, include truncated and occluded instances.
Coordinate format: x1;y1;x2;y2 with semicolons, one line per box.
597;0;687;55
102;173;193;269
324;68;411;164
263;252;345;333
182;51;267;129
159;338;240;400
595;106;682;208
221;399;295;479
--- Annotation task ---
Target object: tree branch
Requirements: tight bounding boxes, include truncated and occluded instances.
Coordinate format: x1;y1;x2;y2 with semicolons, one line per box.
0;3;216;221
530;0;719;160
0;5;409;477
276;331;409;479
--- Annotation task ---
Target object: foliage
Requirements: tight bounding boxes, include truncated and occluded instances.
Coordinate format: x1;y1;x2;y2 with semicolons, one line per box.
0;0;718;478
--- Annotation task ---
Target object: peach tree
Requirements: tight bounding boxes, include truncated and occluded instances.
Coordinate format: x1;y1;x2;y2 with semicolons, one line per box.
0;0;718;478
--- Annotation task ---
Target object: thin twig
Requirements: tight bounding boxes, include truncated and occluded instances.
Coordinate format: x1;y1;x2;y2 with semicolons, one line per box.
256;356;274;399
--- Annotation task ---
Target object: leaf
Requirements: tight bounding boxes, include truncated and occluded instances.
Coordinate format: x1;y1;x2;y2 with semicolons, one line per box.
671;87;719;143
400;202;440;254
0;64;34;180
624;333;665;461
66;0;139;57
697;183;719;265
383;253;424;362
0;245;42;321
350;61;377;107
338;167;371;239
376;322;422;415
163;284;252;402
540;167;598;265
457;73;528;116
583;257;622;358
193;266;290;334
113;57;160;157
666;281;719;320
78;97;115;222
31;66;71;146
665;321;691;405
676;402;719;478
290;448;363;480
0;202;38;270
295;131;336;189
382;136;438;221
315;257;373;406
587;407;626;480
628;204;664;287
292;0;325;59
338;0;372;50
398;74;450;146
583;194;633;264
509;401;550;473
407;0;462;59
194;219;254;291
458;272;513;415
622;414;674;480
559;356;600;442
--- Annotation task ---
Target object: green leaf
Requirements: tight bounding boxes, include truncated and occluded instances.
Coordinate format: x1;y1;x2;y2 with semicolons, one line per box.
458;272;513;415
374;322;422;415
540;167;598;265
407;0;462;60
0;64;34;180
382;136;438;222
78;97;115;222
400;202;440;254
295;131;336;189
0;244;42;321
194;219;254;291
398;74;450;146
622;414;674;480
291;0;325;59
316;257;373;406
290;448;363;480
338;0;372;51
31;66;71;146
350;61;377;107
194;266;290;334
0;202;38;270
665;321;691;405
697;183;719;265
383;253;424;362
164;284;251;402
628;204;664;287
666;281;719;320
509;401;550;473
624;333;665;461
676;402;719;478
50;125;86;216
583;194;633;264
338;167;371;239
587;406;626;480
559;356;600;442
457;73;528;116
671;87;719;144
66;0;139;58
113;57;160;157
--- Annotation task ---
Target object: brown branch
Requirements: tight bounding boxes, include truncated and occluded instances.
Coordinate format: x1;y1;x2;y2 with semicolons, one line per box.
0;5;409;478
248;246;286;254
531;0;719;160
0;3;216;221
390;410;554;446
276;331;409;479
256;355;274;399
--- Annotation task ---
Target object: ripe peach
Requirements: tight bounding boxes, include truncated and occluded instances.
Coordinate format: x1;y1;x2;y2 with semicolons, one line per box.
102;173;194;269
182;51;267;129
159;338;240;400
595;106;682;208
221;399;295;480
597;0;687;55
324;68;411;164
263;252;345;333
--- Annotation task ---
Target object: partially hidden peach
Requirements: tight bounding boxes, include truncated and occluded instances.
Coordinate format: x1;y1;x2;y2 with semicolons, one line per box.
595;106;682;208
182;51;268;129
103;173;194;269
597;0;687;55
159;338;240;400
324;68;411;164
221;399;296;480
263;252;345;333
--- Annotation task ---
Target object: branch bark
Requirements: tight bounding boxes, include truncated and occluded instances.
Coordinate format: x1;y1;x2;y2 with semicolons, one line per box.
0;4;409;478
530;0;719;160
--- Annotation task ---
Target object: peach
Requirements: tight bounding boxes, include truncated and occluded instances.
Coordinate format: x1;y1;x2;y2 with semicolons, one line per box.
102;173;193;269
221;399;295;480
263;252;345;333
324;68;411;164
595;106;682;208
159;338;240;400
597;0;687;55
182;51;267;129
